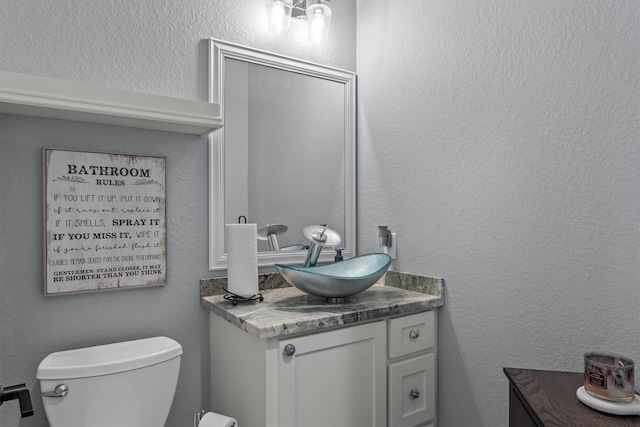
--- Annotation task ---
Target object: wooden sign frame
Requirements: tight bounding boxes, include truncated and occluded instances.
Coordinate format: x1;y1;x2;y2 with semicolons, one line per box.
43;148;167;295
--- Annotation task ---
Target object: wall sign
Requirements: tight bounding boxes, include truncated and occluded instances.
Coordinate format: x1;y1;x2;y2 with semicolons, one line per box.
43;148;166;295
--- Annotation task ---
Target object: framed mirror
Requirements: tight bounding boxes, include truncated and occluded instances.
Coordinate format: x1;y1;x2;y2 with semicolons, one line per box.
208;39;356;270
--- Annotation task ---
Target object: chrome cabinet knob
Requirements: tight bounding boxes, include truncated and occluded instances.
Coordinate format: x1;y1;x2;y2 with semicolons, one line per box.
409;328;420;340
410;388;420;399
283;344;296;357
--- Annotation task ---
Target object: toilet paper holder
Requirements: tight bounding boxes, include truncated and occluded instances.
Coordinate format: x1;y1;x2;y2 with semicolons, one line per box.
194;410;237;427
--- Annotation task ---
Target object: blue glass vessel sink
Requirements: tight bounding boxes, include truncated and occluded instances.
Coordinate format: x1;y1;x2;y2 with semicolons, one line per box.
275;253;392;301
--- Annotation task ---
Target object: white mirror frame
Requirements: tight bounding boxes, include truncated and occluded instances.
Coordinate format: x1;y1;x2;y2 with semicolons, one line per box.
208;39;356;270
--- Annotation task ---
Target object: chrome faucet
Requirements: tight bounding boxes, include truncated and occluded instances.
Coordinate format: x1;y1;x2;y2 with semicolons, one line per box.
303;224;342;267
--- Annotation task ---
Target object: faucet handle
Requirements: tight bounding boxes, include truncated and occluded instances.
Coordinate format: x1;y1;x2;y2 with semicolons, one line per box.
311;225;329;242
304;225;342;247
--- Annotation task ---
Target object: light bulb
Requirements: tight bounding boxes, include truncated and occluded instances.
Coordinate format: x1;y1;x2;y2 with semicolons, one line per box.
272;1;286;31
306;3;331;44
310;9;325;42
268;0;292;34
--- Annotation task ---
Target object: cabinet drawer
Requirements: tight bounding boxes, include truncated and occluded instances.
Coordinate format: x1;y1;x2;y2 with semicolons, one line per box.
389;353;436;427
388;311;434;359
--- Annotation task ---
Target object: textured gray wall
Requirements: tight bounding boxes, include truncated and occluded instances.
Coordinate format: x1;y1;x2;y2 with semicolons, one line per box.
0;1;355;426
357;1;639;425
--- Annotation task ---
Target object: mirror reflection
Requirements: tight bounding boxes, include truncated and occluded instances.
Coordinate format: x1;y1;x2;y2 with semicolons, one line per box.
224;58;345;253
208;39;356;270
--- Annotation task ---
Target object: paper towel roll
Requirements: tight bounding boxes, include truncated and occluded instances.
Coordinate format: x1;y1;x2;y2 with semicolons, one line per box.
226;223;258;297
199;411;238;427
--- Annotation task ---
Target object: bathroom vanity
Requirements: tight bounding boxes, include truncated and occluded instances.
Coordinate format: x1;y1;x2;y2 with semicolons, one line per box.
201;279;443;427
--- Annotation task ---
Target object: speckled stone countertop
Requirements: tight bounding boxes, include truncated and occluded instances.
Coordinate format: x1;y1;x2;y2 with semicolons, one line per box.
200;271;444;339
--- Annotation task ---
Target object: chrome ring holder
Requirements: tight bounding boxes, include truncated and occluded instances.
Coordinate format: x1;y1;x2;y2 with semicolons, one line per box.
223;287;264;306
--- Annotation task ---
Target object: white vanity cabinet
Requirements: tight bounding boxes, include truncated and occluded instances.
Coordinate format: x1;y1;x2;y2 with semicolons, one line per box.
209;309;437;427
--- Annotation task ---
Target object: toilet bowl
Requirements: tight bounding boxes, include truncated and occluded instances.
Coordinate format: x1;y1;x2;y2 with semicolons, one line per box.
37;336;182;427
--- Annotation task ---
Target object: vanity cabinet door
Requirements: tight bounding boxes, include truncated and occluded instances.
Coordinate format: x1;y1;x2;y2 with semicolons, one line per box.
277;321;387;427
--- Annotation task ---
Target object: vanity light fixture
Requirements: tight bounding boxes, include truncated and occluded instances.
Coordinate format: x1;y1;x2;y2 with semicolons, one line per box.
266;0;332;44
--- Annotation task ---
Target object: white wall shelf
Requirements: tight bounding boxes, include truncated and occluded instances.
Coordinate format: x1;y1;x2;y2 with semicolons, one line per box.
0;71;223;135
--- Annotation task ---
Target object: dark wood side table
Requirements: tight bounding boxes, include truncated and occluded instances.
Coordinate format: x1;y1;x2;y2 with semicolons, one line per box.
504;367;640;427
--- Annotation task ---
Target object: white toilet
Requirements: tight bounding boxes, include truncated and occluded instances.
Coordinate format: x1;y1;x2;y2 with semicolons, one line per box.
37;336;183;427
36;336;236;427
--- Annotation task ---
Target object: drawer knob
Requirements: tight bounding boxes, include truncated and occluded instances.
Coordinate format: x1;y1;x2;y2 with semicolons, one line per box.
409;328;420;340
410;388;420;399
283;344;296;357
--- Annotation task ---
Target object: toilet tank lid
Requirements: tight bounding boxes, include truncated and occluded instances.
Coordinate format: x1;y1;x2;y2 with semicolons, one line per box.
36;336;183;380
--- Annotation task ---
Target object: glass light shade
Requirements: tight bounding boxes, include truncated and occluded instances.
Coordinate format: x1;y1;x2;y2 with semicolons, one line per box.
306;2;331;44
267;0;293;34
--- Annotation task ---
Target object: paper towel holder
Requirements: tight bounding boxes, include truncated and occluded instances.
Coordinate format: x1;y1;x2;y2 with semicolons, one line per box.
223;287;263;306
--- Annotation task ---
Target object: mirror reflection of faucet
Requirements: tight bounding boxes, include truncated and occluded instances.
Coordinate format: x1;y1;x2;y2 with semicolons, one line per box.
303;224;342;267
257;224;288;251
257;224;309;252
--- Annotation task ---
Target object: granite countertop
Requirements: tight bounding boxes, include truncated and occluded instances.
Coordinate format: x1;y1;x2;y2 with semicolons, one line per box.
200;271;444;339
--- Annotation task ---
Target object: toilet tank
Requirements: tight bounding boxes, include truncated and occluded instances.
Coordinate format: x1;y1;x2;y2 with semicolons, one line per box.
36;336;183;427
